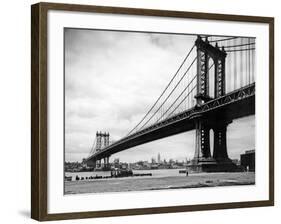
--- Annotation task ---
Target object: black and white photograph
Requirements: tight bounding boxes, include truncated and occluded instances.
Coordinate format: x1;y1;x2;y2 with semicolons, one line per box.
64;28;256;195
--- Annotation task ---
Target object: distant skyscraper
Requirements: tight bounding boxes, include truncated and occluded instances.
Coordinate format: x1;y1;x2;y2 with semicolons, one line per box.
157;153;161;163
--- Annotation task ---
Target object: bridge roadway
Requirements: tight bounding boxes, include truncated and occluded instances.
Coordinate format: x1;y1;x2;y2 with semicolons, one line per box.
85;83;255;162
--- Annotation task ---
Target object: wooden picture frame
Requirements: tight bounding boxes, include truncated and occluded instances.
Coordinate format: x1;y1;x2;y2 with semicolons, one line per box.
31;2;274;221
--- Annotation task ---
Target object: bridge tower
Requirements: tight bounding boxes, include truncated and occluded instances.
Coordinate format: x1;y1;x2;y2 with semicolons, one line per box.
103;132;110;147
94;132;101;168
92;131;111;170
189;36;237;172
96;131;102;151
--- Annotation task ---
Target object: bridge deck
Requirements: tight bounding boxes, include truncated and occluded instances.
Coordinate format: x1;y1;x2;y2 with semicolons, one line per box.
86;84;255;161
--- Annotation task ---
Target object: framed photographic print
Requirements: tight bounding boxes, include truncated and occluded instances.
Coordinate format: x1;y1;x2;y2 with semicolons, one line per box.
31;2;274;221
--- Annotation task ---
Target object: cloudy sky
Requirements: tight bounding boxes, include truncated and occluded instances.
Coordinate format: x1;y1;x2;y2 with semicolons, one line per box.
64;28;255;163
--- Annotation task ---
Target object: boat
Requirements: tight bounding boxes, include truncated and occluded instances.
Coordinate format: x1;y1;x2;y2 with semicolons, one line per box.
64;176;72;181
110;168;133;178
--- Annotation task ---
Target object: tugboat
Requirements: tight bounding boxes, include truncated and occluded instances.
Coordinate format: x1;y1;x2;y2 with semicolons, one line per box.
179;169;189;176
179;169;187;174
110;168;133;178
64;176;72;181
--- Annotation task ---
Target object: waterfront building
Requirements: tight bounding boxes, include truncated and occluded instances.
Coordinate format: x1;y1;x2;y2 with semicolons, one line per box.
240;150;255;171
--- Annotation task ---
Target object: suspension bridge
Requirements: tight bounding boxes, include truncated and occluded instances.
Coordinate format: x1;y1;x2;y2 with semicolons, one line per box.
84;35;255;172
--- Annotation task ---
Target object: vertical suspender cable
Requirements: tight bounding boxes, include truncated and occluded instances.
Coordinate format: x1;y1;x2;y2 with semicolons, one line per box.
240;38;243;88
248;38;252;84
233;39;237;90
252;39;255;83
248;38;250;85
245;38;248;85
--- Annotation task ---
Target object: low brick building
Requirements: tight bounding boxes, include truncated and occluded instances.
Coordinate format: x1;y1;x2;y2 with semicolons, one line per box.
240;150;255;172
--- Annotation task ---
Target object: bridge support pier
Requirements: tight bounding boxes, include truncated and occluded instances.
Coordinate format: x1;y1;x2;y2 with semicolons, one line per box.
103;157;109;168
194;119;211;160
94;158;111;171
213;122;229;160
188;117;237;172
95;160;101;169
99;156;110;170
105;157;110;169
